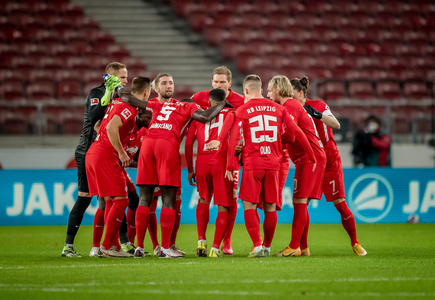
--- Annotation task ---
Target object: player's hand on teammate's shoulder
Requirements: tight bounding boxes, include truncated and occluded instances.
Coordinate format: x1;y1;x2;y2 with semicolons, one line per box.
188;172;197;186
312;162;316;172
304;105;322;120
205;140;221;150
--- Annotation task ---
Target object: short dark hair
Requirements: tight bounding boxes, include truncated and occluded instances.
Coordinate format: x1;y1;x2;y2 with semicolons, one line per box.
290;76;309;97
367;115;381;125
131;76;151;94
243;74;262;91
209;88;226;102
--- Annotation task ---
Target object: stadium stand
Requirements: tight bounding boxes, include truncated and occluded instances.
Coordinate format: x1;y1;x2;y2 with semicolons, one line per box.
0;0;149;135
163;0;434;138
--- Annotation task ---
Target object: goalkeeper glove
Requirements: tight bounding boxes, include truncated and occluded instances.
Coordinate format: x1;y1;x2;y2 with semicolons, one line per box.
304;105;322;120
101;75;122;106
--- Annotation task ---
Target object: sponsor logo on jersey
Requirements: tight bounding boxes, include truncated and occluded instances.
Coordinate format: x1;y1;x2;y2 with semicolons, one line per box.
121;108;132;120
90;98;99;106
348;173;393;223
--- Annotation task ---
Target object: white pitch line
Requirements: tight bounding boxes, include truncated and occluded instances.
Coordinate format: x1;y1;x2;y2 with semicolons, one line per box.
0;286;433;297
1;277;435;289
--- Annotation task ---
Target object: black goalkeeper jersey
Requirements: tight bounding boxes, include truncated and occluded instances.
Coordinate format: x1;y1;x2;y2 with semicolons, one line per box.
75;83;108;155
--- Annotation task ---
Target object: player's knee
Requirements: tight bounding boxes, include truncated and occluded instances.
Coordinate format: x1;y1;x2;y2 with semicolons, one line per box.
128;192;139;210
333;198;346;206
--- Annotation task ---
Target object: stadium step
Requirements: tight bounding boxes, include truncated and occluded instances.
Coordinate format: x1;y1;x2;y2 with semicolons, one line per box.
71;0;243;93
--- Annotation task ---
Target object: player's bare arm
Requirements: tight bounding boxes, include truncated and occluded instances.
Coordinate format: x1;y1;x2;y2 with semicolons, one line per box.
119;91;148;109
94;119;102;132
191;100;226;123
188;172;197;186
106;115;131;168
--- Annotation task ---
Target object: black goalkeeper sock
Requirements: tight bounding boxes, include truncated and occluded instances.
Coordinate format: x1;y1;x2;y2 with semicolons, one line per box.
65;196;92;244
119;213;129;244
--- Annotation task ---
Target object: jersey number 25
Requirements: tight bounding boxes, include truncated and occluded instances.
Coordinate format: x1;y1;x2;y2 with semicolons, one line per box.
249;115;278;143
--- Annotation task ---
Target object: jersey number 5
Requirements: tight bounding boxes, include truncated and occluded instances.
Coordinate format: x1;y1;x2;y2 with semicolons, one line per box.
157;105;176;121
249;115;278;143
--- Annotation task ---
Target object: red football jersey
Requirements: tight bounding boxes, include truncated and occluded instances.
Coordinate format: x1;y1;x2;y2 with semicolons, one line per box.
228;98;309;171
305;99;339;158
282;99;325;164
125;126;148;160
191;89;245;109
185;107;235;172
93;98;138;155
145;98;201;148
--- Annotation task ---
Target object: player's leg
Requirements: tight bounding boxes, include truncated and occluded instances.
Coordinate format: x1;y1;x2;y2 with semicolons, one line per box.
239;170;264;257
134;185;155;258
90;197;105;257
169;192;184;255
222;169;239;255
127;190;139;245
195;164;213;257
210;205;229;258
62;153;92;257
261;170;279;257
101;197;131;257
148;196;160;255
300;199;311;256
160;185;183;258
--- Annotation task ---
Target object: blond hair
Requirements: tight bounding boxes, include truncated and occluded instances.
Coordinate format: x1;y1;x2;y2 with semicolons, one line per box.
269;75;294;98
105;62;126;75
212;66;232;82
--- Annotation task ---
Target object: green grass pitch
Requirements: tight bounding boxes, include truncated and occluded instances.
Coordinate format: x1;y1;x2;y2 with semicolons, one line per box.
0;224;434;300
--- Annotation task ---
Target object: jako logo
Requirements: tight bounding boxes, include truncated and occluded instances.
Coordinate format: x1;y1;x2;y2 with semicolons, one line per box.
348;173;394;223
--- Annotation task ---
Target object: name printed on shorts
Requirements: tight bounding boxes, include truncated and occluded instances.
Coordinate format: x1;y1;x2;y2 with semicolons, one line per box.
149;123;173;130
246;106;276;114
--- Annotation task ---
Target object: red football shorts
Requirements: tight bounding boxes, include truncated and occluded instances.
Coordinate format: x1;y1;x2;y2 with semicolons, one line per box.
322;154;346;201
136;138;181;187
86;147;127;197
153;186;181;197
293;159;326;200
123;169;136;193
239;169;279;205
196;164;232;207
277;160;290;211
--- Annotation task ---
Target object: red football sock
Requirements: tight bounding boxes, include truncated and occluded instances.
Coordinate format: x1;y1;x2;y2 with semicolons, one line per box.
263;211;277;248
135;205;150;249
335;201;358;245
256;209;261;223
148;198;159;249
300;209;310;249
223;197;237;242
244;209;262;247
212;211;229;249
104;200;113;225
196;201;209;241
126;208;136;244
170;200;181;246
92;208;105;247
102;199;128;250
160;208;175;249
289;203;308;249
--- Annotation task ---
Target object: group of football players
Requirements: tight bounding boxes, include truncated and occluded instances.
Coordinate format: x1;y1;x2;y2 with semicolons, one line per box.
61;63;366;259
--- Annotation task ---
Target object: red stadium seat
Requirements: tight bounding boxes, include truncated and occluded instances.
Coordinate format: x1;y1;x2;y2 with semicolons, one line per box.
188;10;210;33
317;81;346;101
203;25;227;46
348;81;375;99
56;81;82;100
320;12;347;28
26;83;53;101
403;82;430;100
220;39;245;61
1;113;30;135
61;114;83;135
0;82;24;101
376;81;402;100
174;85;194;100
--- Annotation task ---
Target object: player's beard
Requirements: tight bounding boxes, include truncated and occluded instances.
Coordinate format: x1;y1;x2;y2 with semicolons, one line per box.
162;90;173;99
